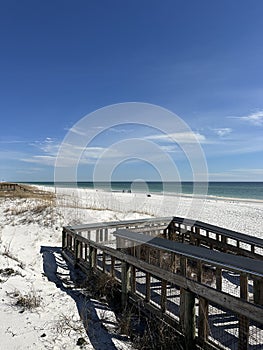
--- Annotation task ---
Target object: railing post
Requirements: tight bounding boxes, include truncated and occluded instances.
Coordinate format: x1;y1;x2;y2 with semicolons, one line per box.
145;272;151;302
180;257;187;326
183;289;196;350
96;229;99;242
239;273;249;350
216;267;222;291
221;235;227;252
161;279;167;313
197;261;202;283
179;255;196;349
131;266;136;293
104;228;108;241
89;246;97;270
198;297;208;346
195;227;200;246
68;235;72;250
99;229;103;241
77;241;82;260
84;243;88;261
62;228;67;249
102;252;106;273
74;238;78;265
110;256;116;277
254;277;263;306
121;262;131;309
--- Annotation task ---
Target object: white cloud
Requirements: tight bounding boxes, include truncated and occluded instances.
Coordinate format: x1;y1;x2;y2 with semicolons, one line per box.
68;126;87;136
30;137;60;155
159;145;179;153
21;155;56;166
213;128;232;137
231;111;263;126
145;131;207;144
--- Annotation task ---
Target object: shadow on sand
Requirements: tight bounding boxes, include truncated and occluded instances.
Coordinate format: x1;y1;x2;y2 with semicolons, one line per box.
40;246;129;350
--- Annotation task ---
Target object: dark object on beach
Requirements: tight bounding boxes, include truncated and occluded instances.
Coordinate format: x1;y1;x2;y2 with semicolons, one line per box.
76;337;86;346
147;194;151;197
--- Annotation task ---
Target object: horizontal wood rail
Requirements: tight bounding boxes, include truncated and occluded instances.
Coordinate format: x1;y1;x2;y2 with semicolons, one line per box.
166;217;263;260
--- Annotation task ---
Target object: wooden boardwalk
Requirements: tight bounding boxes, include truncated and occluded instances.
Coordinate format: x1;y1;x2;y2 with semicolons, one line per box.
62;217;263;350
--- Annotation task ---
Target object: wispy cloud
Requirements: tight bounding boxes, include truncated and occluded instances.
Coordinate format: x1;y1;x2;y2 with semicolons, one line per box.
145;131;207;144
230;111;263;126
67;126;87;136
21;155;56;166
159;145;179;153
21;138;61;166
30;137;60;155
212;128;232;137
0;140;27;144
0;150;28;160
209;168;263;181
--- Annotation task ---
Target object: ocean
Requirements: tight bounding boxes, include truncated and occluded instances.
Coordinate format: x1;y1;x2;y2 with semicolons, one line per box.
24;182;263;201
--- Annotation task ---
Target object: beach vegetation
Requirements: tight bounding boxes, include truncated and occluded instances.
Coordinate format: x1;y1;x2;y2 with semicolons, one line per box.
55;313;85;336
8;288;41;310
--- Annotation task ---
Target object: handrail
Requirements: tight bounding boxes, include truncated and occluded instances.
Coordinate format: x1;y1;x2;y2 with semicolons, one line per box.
114;229;263;277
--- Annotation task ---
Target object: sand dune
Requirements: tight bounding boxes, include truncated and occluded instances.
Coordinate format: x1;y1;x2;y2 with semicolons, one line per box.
0;186;262;349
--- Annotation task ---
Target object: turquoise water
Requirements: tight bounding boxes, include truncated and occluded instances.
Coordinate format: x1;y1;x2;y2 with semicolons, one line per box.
24;182;263;201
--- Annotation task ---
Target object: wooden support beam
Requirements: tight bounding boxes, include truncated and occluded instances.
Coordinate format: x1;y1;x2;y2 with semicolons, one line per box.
239;273;249;350
182;289;196;350
74;239;78;263
96;229;99;242
221;235;227;252
240;273;248;300
145;272;151;302
195;227;201;246
238;315;249;350
121;262;131;309
180;256;187;276
216;267;222;291
78;241;83;259
110;256;116;277
89;246;97;270
99;229;103;242
197;261;202;283
198;297;208;345
254;277;263;306
104;228;108;241
161;279;167;313
102;252;106;273
159;249;163;268
131;266;136;293
136;244;141;259
62;229;67;249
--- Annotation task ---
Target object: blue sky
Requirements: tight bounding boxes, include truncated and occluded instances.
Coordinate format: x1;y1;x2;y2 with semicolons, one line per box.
0;0;263;182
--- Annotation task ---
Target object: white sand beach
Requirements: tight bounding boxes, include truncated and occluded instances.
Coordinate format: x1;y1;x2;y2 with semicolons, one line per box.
0;185;262;349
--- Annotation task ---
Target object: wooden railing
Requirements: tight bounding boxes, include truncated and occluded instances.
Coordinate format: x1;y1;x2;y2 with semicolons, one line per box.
62;217;263;350
166;217;263;261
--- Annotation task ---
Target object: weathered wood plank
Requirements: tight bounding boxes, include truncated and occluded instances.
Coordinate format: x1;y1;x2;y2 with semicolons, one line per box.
114;230;263;276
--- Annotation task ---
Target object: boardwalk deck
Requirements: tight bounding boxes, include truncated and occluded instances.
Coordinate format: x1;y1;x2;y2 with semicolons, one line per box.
115;229;263;277
62;217;263;350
